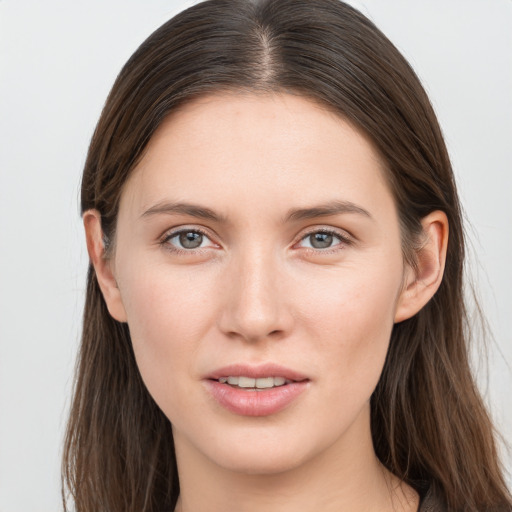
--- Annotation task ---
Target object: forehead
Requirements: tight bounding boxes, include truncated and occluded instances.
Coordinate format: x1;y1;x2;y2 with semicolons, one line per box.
120;92;392;219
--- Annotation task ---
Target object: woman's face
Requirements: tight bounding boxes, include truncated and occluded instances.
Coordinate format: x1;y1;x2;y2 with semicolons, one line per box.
110;92;410;474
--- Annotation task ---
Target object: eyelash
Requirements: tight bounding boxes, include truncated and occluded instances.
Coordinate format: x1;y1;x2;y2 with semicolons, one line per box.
160;227;352;255
160;227;216;255
295;228;352;254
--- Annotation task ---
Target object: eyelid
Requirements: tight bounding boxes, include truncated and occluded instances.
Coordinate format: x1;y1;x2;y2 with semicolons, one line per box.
293;226;354;251
158;224;353;255
160;225;220;253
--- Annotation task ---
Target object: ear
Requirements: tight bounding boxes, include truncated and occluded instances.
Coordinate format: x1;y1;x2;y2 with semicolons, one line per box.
83;210;127;322
394;210;449;323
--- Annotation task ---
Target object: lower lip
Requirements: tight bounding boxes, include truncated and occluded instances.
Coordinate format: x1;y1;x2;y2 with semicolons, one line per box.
204;380;309;417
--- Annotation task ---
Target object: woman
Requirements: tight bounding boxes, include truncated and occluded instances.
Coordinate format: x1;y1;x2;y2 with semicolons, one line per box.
62;0;512;510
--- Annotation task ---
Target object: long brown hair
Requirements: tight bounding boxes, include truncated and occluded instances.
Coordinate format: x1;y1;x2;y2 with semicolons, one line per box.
63;1;512;510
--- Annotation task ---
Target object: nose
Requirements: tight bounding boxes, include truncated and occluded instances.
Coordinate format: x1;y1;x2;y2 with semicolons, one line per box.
218;248;293;343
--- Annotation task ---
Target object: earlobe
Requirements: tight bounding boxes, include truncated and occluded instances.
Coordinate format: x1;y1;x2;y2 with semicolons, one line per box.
83;210;128;323
394;211;449;323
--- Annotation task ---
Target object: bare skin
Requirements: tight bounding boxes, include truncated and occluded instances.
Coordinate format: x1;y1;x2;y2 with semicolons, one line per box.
85;92;448;512
173;406;418;512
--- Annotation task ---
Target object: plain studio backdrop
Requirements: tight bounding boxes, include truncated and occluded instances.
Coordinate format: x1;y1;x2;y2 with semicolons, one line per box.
0;1;511;510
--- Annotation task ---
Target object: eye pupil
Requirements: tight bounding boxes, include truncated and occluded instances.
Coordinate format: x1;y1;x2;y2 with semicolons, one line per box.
310;232;333;249
179;231;203;249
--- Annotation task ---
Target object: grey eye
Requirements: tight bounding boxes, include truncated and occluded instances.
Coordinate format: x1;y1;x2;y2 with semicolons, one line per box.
178;231;204;249
164;228;217;253
309;232;334;249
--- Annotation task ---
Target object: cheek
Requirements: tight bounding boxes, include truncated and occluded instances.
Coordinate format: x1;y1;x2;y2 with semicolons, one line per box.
297;259;402;398
116;262;216;408
298;259;400;337
115;241;404;439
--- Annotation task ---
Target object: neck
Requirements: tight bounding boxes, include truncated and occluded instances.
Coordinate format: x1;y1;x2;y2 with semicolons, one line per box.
172;407;418;512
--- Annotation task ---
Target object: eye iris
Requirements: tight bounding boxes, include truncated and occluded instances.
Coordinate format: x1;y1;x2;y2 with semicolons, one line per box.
179;232;203;249
310;232;333;249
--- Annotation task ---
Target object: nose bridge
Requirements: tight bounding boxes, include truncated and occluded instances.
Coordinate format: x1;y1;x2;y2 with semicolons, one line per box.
220;243;289;342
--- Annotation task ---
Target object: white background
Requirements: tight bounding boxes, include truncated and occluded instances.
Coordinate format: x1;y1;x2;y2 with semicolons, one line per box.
0;1;511;510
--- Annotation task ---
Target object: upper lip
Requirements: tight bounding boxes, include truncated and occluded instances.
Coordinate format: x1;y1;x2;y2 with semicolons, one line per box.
206;363;309;382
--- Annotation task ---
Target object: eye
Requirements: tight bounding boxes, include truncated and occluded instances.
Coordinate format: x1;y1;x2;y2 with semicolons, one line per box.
163;228;216;251
297;229;349;250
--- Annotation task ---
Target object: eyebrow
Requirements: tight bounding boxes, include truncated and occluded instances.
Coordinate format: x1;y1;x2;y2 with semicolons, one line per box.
140;199;372;223
284;200;373;222
141;201;227;222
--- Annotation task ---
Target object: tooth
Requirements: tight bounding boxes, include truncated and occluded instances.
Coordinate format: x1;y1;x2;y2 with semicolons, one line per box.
238;376;256;388
222;375;289;389
255;377;274;389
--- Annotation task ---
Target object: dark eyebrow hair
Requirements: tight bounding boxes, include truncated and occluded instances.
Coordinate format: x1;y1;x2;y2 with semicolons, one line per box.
141;199;372;224
285;200;373;222
141;201;227;223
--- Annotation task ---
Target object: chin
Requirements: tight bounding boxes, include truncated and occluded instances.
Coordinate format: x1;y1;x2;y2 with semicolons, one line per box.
213;448;307;476
200;428;316;476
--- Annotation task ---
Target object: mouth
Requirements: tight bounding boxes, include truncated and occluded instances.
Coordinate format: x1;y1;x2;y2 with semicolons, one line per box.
217;375;289;389
213;375;298;391
204;364;310;416
207;363;309;383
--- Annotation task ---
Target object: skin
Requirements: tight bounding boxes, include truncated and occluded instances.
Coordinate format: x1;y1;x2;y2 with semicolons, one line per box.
85;92;448;512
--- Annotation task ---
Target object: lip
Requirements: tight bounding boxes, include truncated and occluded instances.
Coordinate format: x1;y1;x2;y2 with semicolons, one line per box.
206;363;309;382
203;363;310;417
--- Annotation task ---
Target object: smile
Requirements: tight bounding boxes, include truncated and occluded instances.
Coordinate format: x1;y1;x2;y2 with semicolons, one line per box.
205;364;310;416
218;376;289;389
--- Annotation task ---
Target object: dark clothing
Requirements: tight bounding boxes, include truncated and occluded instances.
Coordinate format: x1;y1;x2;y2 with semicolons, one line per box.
417;486;512;512
418;485;446;511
